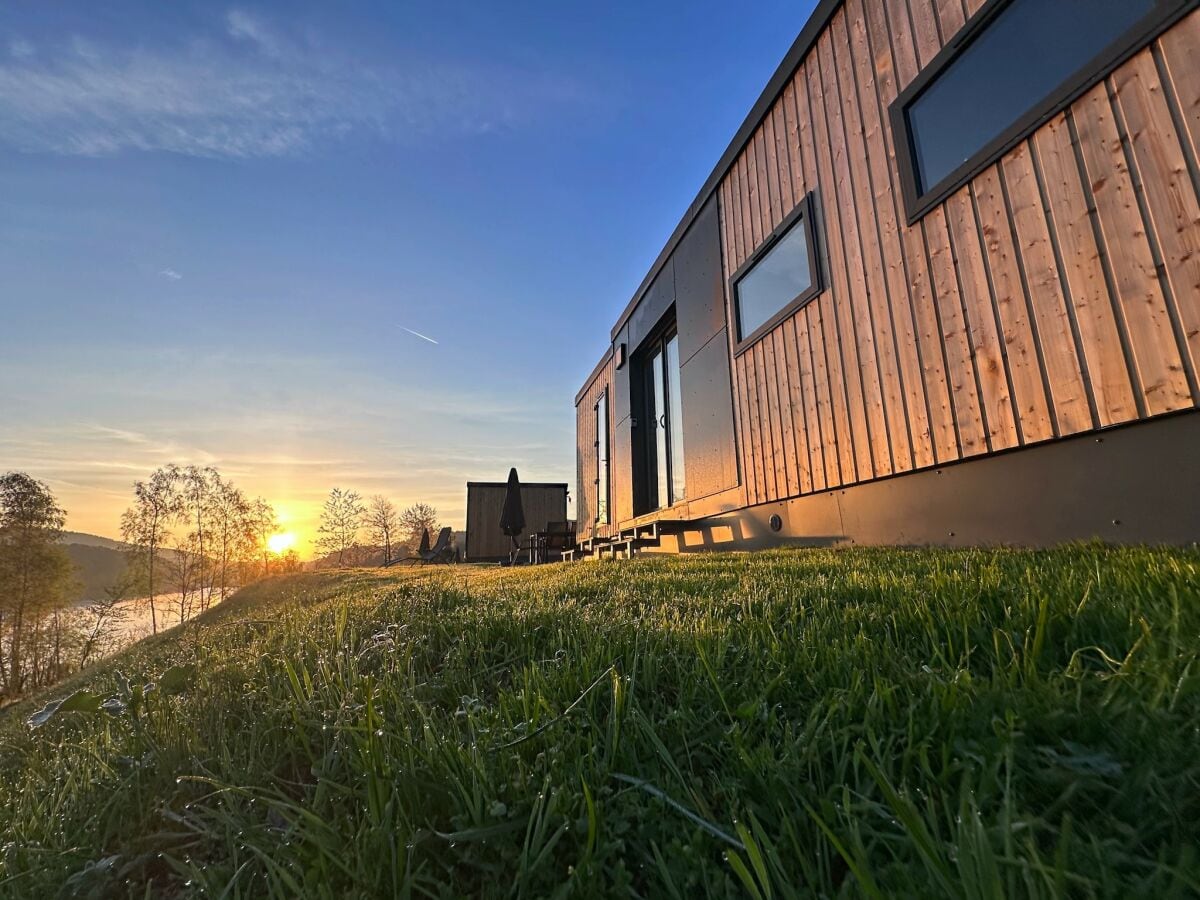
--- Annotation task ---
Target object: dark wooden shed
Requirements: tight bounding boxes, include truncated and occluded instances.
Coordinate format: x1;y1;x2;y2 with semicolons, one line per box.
464;482;569;562
575;0;1200;556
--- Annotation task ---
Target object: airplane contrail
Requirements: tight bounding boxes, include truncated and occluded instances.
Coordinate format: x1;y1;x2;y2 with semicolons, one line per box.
398;326;439;345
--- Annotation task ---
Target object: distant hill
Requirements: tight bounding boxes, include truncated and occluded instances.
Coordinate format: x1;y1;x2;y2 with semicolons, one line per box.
54;532;127;602
62;543;129;602
60;531;125;551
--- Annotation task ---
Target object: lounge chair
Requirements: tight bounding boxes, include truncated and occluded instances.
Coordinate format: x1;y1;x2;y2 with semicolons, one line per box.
405;526;455;565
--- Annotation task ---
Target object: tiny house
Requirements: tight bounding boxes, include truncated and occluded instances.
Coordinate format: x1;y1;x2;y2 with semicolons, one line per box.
575;0;1200;556
463;481;569;561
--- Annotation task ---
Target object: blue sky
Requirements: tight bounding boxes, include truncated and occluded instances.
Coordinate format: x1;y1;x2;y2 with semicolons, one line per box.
0;0;816;548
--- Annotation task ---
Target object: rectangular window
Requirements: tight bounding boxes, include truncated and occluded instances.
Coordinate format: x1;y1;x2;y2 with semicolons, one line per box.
595;392;609;524
894;0;1187;221
732;193;820;348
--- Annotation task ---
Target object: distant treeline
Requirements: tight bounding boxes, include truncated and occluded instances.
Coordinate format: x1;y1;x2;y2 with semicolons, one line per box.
311;490;447;567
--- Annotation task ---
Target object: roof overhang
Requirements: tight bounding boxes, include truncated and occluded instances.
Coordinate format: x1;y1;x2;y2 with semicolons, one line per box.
607;0;843;343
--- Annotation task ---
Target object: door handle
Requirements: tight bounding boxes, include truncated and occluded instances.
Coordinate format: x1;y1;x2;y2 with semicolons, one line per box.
659;414;667;429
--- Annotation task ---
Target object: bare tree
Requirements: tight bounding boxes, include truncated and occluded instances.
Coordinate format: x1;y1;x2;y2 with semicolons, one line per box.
121;467;275;635
166;527;204;626
78;573;134;668
398;503;440;553
211;477;251;607
120;464;181;636
180;466;218;612
248;497;278;577
315;488;365;567
366;495;399;565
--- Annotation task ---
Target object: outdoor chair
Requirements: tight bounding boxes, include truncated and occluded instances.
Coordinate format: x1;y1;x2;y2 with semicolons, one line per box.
528;521;577;564
405;526;455;565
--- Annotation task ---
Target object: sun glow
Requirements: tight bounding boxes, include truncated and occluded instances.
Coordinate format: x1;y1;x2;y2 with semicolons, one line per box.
267;532;296;555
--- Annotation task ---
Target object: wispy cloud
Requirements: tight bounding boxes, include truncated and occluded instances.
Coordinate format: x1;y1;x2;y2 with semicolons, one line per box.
85;423;218;464
224;10;283;59
0;9;587;159
9;39;35;60
159;268;182;281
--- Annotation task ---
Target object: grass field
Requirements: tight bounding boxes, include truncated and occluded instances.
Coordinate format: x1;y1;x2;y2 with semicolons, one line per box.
1;545;1198;898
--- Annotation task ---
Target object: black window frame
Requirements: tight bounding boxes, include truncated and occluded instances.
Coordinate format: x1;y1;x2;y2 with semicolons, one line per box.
729;191;823;355
594;390;610;525
891;0;1195;225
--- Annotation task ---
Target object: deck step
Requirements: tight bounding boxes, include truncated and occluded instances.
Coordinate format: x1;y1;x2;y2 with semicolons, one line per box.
568;514;708;561
598;539;652;559
572;530;663;561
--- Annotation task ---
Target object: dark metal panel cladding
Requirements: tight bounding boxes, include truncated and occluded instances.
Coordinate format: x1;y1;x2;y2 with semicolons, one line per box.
642;410;1200;550
679;327;740;500
832;411;1200;546
625;262;676;355
613;323;632;426
674;196;727;364
610;325;634;527
612;416;635;523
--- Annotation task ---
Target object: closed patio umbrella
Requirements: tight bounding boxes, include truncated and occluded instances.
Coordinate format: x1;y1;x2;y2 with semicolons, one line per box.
499;467;525;564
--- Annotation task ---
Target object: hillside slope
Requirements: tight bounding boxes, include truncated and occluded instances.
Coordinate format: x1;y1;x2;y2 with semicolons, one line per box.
2;547;1198;898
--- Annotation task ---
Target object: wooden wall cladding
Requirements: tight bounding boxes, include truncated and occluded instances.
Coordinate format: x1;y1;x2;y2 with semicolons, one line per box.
465;484;568;561
717;0;1200;507
574;354;615;542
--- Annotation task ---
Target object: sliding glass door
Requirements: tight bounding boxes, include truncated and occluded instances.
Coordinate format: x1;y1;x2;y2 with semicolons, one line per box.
643;330;686;510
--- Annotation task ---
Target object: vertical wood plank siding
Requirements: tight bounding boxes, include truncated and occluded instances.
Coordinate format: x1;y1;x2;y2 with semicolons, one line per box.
466;485;568;560
716;3;1200;506
574;354;615;543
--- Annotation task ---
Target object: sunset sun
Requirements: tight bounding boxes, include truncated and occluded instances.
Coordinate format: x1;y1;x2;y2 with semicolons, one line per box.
267;532;296;555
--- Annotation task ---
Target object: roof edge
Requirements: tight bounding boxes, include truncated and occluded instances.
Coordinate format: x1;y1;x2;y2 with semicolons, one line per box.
608;0;843;342
466;482;570;489
573;344;615;406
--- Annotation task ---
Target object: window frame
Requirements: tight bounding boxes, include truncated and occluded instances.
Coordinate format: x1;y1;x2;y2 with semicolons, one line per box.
890;0;1194;225
594;390;610;525
729;191;823;356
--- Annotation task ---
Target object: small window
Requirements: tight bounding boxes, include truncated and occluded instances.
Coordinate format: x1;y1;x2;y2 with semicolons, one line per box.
732;193;820;347
594;392;609;524
895;0;1183;220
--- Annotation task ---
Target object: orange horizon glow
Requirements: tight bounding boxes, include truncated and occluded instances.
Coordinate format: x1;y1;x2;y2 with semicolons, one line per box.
52;480;477;564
